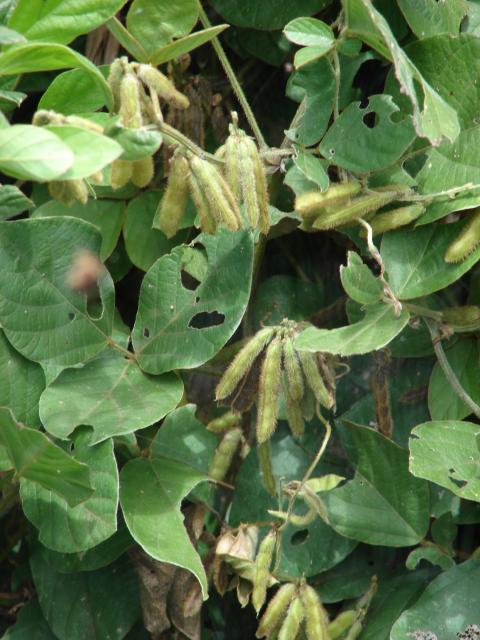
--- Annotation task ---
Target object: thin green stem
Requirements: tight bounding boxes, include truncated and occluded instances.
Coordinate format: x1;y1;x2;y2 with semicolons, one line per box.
405;303;443;322
331;49;341;122
196;2;266;148
155;121;222;164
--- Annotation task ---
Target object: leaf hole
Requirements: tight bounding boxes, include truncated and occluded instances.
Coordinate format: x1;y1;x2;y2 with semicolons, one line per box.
68;312;75;321
143;327;150;338
290;529;309;546
180;269;201;291
362;111;378;128
188;311;225;329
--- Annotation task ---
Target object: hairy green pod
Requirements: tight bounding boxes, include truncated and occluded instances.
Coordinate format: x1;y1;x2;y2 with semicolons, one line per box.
441;305;480;331
365;203;425;236
209;427;242;482
188;171;217;234
283;376;305;439
135;63;190;110
252;530;276;614
268;507;316;526
50;179;88;206
327;610;357;640
313;191;403;231
295;182;361;220
131;155;154;188
207;411;242;433
282;338;304;402
153;152;190;237
238;135;260;228
345;620;362;639
257;441;276;496
109;159;133;190
444;209;480;263
247;136;270;235
119;71;143;128
298;351;334;409
300;584;329;640
107;57;128;112
224;129;242;200
216;327;276;401
278;595;304;640
256;337;282;444
255;583;297;638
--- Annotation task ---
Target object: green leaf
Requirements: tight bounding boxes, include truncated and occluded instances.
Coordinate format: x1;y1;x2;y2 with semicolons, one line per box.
209;0;332;30
21;432;118;553
120;456;208;598
284;17;334;46
0;184;33;219
397;0;468;38
150;25;229;65
381;221;480;299
293;149;329;189
428;338;480;421
39;66;108;114
409;419;480;502
0;330;45;427
126;0;198;57
0;408;92;506
0;218;114;367
32;198;124;261
323;423;430;546
30;547;140;640
107;125;162;162
1;600;57;640
132;229;254;374
295;303;410;356
340;251;383;305
0;43;113;110
0;88;27;111
39;350;183;445
8;0;127;45
319;95;416;173
391;558;480;639
0;24;25;43
0;125;74;181
293;45;334;68
406;545;455;571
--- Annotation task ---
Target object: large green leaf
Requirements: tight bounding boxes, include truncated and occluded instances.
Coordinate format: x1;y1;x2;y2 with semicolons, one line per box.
409;420;480;502
0;408;92;506
0;218;114;367
0;125;74;181
119;456;208;598
323;423;430;546
319;95;415;173
381;221;480;299
210;0;332;29
1;600;57;640
340;251;383;305
391;558;480;639
150;24;229;65
132;229;254;374
428;338;480;421
39;66;108;114
30;547;140;640
0;184;33;219
8;0;127;45
21;432;118;553
397;0;468;38
39;351;183;445
294;303;410;356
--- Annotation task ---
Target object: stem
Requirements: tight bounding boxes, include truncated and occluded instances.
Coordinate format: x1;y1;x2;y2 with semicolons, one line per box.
405;303;443;322
425;319;480;419
107;338;136;361
331;49;341;122
155;122;222;164
197;2;266;148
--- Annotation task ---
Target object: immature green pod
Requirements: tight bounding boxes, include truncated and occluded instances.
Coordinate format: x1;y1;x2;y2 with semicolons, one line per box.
283;377;305;439
252;530;276;614
64;115;104;133
441;305;480;331
268;507;316;526
345;620;362;639
295;182;362;220
239;134;266;229
298;352;334;409
207;411;242;433
119;71;143;128
300;584;329;640
107;57;128;112
216;327;276;401
247;135;270;235
313;191;404;231
153;152;190;237
278;595;304;640
257;441;276;497
365;203;425;236
256;338;283;444
109;159;133;190
188;171;217;234
327;610;357;640
282;338;304;402
131;155;154;188
135;63;190;110
444;209;480;263
224;128;242;200
255;583;297;638
209;427;242;482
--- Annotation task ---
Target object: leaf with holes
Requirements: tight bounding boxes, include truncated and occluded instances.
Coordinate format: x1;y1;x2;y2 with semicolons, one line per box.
397;0;468;39
340;251;384;305
409;420;480;502
39;350;183;445
0;218;114;368
132;229;254;374
319;95;416;172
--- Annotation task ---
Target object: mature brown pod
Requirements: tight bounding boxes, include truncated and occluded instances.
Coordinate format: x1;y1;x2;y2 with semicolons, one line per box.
153;151;190;237
255;583;297;638
444;208;480;263
256;337;283;444
251;529;276;614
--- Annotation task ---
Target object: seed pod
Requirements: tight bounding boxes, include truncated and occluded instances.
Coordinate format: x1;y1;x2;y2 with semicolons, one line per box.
278;595;304;640
298;351;334;409
442;305;480;331
49;179;89;206
207;411;242;433
64;115;104;134
257;441;276;496
135;63;190;110
268;507;316;526
296;182;362;220
444;209;480;263
300;583;329;640
48;180;67;203
108;57;128;112
345;620;362;639
153;152;190;237
327;610;357;640
131;155;154;188
256;583;297;638
238;133;262;228
119;71;143;128
188;171;217;234
209;427;242;482
282;338;304;402
252;530;276;614
256;337;283;444
224;128;242;200
313;191;404;231
363;203;425;236
109;159;133;190
216;327;276;401
245;136;270;234
283;375;305;439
